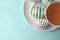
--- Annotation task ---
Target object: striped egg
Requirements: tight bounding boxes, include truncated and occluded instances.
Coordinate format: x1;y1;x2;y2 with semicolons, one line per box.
31;3;48;29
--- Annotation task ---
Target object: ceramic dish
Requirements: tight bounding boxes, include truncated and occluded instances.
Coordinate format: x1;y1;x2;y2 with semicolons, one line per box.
24;0;59;31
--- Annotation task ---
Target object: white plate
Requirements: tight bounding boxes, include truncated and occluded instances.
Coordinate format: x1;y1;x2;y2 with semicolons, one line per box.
24;0;58;31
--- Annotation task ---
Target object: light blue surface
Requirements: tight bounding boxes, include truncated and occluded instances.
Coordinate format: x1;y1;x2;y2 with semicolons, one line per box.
0;0;60;40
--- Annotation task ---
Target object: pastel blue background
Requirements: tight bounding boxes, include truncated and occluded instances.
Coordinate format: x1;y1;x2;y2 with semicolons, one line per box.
0;0;60;40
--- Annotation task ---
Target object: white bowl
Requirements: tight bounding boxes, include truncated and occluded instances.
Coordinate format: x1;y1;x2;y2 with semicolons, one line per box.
24;0;58;31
